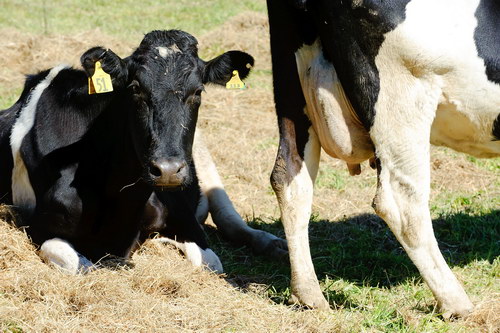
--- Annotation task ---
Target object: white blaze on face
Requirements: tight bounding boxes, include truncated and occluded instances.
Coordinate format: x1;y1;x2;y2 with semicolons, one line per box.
156;44;182;59
10;64;69;211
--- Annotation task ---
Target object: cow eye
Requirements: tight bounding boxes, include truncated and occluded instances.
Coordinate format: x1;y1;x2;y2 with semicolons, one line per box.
128;80;140;93
194;88;204;96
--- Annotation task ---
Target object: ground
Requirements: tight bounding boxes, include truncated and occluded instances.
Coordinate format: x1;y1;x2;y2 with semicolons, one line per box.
0;1;498;332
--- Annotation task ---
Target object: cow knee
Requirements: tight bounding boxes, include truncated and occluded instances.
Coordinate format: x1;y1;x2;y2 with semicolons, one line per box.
270;155;288;196
373;177;431;249
39;238;93;274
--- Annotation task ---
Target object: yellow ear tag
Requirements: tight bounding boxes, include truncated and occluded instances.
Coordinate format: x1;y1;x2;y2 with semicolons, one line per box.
225;70;246;90
88;61;113;94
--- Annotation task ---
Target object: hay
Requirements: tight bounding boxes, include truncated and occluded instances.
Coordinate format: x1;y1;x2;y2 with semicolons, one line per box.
0;218;342;332
199;12;271;70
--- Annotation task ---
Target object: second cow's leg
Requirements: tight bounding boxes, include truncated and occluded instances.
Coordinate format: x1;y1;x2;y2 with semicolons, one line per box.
371;77;474;317
271;120;327;309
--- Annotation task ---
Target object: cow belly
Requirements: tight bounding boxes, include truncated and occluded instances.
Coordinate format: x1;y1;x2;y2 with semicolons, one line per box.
430;62;500;157
295;41;374;164
431;101;500;158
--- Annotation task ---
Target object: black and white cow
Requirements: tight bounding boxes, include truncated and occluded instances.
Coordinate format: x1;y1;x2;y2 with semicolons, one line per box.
267;0;499;317
0;30;286;274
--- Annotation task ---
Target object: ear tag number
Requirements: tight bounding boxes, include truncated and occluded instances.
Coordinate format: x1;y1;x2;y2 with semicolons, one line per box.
225;70;246;90
88;61;113;94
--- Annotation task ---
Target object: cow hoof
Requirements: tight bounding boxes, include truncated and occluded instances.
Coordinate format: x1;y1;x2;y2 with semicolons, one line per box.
289;292;330;310
39;238;93;274
183;242;224;274
441;302;474;320
250;230;288;260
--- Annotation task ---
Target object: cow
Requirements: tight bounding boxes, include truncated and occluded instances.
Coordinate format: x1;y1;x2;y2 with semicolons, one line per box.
267;0;500;318
0;29;287;275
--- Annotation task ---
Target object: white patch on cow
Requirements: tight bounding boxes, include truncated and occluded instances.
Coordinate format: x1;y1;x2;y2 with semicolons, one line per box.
10;64;69;212
192;129;287;257
154;237;223;273
376;0;500;158
156;44;182;59
276;127;328;308
39;238;94;274
295;40;374;171
369;0;491;316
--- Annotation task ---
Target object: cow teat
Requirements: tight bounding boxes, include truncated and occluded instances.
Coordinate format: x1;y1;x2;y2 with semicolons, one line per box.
149;158;188;188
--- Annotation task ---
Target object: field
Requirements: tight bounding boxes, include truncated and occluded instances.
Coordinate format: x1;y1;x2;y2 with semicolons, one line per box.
0;1;499;332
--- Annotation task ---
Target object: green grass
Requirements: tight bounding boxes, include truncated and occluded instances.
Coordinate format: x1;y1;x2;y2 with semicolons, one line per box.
0;0;266;40
0;89;22;111
316;166;349;190
208;193;499;332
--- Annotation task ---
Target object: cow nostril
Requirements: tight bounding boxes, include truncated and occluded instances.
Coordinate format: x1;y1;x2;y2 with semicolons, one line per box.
150;163;163;178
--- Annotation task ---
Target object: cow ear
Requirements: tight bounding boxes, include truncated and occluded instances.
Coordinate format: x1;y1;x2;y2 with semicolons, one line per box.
203;51;254;85
81;47;128;88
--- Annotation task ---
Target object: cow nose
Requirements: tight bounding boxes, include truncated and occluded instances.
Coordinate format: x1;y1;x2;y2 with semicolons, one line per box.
149;159;188;187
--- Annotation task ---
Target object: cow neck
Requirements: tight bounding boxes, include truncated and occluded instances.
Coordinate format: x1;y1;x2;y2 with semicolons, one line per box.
87;92;151;200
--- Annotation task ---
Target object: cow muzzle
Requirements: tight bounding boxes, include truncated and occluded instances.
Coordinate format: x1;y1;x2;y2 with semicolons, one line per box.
149;158;188;188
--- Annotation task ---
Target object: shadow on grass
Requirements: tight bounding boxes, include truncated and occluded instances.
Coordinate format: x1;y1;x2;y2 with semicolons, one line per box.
207;209;499;307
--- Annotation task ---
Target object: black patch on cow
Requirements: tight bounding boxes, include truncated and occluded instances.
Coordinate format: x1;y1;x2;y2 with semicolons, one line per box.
475;0;500;85
307;0;411;130
493;114;500;141
474;0;500;140
267;0;317;161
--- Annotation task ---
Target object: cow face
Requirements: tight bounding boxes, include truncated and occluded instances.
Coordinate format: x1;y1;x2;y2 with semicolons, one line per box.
124;30;253;188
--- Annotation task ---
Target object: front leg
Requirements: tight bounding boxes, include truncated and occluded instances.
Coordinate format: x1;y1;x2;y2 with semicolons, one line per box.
144;191;223;273
192;129;287;259
271;119;327;309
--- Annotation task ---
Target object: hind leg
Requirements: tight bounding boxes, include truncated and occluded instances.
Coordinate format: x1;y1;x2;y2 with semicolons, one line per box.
371;81;473;317
193;129;288;259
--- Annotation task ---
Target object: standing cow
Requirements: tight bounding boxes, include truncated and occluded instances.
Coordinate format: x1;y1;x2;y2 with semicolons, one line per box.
267;0;499;317
0;30;286;274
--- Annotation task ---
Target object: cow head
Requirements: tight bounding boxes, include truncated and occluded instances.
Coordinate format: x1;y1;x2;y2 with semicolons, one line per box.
82;30;253;189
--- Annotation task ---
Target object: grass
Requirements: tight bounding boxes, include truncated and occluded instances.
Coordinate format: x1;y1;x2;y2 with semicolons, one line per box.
0;0;266;39
1;1;499;332
209;198;499;332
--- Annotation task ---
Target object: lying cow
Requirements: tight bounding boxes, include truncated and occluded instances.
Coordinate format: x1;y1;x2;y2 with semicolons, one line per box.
0;29;286;274
267;0;499;317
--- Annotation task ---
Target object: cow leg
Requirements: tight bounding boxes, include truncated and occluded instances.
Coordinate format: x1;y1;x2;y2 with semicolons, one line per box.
192;129;288;259
39;238;93;274
271;123;327;309
147;191;223;274
371;103;473;318
153;237;223;273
